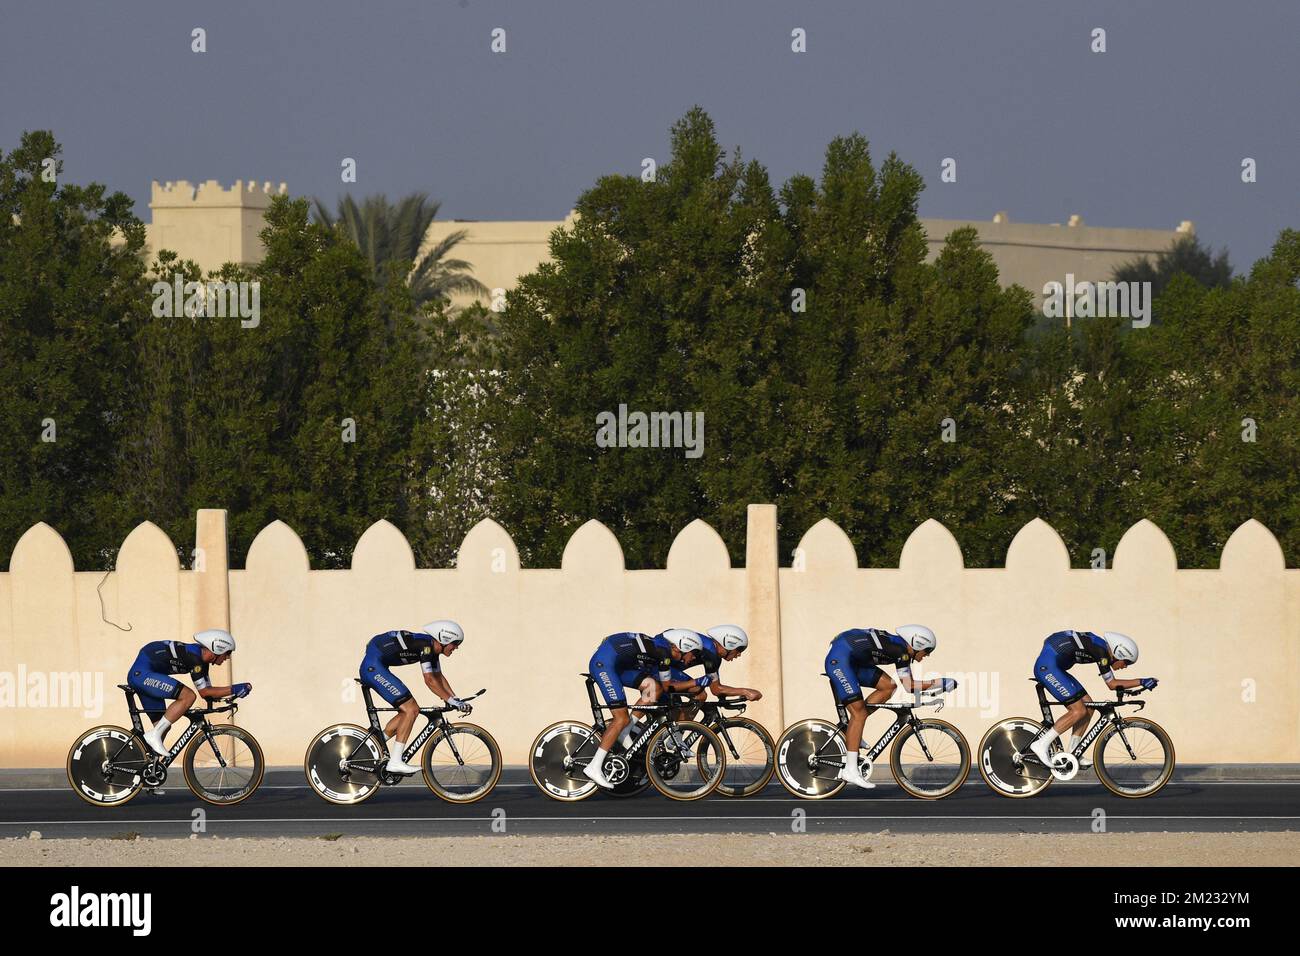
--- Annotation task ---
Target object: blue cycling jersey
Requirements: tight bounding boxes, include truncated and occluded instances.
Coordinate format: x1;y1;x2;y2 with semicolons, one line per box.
829;628;915;676
364;630;441;674
135;641;211;689
1032;630;1116;704
599;632;674;680
589;632;676;708
669;632;722;686
1042;630;1114;678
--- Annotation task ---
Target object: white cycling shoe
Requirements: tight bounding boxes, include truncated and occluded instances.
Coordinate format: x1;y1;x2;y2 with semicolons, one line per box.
839;758;875;790
582;762;615;790
385;752;420;775
1028;737;1055;767
142;727;169;757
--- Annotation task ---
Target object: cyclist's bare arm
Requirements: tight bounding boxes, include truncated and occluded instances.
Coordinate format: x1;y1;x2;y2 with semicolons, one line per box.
710;681;760;700
666;679;701;692
1105;676;1144;691
425;671;455;700
198;685;232;699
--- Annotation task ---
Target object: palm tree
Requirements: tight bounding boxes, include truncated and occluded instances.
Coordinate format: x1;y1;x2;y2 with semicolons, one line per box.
311;192;489;309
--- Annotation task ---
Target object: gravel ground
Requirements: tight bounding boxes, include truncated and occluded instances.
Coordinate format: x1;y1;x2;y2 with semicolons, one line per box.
2;830;1295;866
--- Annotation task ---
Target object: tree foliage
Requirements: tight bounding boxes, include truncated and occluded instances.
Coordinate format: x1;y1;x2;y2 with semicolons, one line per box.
3;121;1298;571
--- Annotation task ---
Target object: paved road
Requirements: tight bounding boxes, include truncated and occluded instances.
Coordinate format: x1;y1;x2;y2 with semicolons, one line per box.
2;770;1298;837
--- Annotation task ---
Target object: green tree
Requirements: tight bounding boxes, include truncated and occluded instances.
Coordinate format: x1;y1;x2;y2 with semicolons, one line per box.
1126;232;1300;563
116;196;433;567
1113;234;1233;302
493;108;799;565
0;131;148;567
492;109;1038;568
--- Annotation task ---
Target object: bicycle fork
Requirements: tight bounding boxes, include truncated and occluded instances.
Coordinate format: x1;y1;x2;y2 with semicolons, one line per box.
199;726;230;769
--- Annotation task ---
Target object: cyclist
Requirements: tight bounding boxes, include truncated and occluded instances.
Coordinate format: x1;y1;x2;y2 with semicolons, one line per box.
668;625;763;711
584;629;701;790
360;620;470;775
825;625;955;790
127;628;251;757
1028;630;1156;770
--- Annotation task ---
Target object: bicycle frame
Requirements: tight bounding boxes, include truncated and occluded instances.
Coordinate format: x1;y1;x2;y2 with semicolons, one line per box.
806;681;946;775
1023;682;1146;762
344;682;482;771
577;675;692;768
114;685;235;772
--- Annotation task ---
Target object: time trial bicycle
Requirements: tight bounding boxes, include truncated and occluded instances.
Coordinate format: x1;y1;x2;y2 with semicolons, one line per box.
67;684;264;807
304;681;500;804
775;681;969;800
529;675;727;802
979;681;1173;798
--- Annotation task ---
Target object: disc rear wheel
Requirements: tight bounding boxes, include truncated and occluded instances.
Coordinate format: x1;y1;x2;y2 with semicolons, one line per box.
529;721;601;802
978;718;1052;798
304;723;383;805
67;725;148;807
775;719;846;799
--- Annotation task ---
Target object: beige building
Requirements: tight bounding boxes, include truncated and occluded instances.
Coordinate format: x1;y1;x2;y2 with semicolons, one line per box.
143;179;288;269
140;180;1189;305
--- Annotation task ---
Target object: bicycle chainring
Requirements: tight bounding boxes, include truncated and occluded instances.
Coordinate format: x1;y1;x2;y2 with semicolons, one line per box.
603;754;631;786
1050;752;1080;781
141;762;168;788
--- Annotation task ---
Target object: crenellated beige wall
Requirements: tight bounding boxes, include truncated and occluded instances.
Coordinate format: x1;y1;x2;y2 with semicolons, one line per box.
1;507;1296;767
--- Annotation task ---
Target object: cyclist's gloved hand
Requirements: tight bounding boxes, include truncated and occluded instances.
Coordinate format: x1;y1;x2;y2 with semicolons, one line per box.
232;682;252;698
447;697;472;714
1140;677;1159;691
938;678;958;693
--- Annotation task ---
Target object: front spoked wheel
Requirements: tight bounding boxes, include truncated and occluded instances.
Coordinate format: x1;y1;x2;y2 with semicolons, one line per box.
67;725;149;807
978;718;1053;798
304;723;384;805
775;719;847;799
422;723;502;803
529;721;601;802
647;721;725;801
184;725;265;805
890;719;970;800
1094;717;1175;798
696;717;775;797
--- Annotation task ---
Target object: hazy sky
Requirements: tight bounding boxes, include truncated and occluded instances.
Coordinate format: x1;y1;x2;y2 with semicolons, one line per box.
3;1;1297;270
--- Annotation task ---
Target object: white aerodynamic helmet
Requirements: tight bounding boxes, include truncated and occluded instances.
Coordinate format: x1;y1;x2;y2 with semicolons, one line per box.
661;628;704;655
1102;631;1139;664
194;628;236;655
896;624;937;653
423;620;465;646
707;624;749;652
